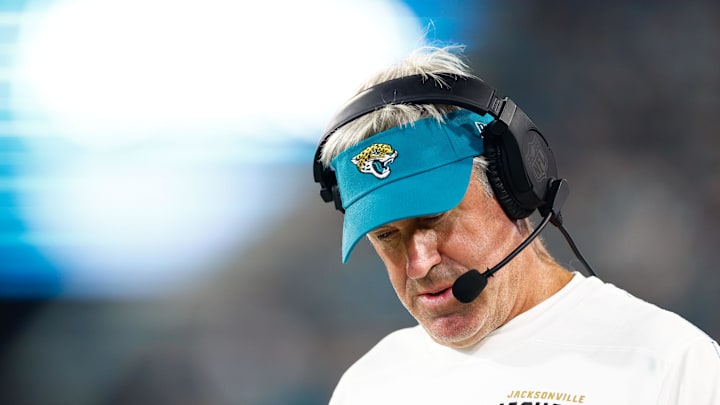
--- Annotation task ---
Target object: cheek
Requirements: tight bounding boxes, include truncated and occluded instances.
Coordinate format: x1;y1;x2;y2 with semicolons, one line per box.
437;216;495;266
369;240;408;292
369;239;403;269
386;267;407;297
382;261;414;313
444;203;518;265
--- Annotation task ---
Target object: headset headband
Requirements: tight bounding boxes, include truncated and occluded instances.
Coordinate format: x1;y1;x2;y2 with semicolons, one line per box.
323;74;502;137
313;74;507;204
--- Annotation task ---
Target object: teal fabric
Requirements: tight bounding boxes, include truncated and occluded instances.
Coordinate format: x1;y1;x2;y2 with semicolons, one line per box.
330;109;494;263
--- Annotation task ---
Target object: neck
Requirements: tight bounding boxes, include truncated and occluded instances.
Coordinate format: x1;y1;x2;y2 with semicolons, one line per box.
506;239;573;324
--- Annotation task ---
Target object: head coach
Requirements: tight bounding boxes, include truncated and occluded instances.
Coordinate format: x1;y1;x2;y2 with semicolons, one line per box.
313;45;719;404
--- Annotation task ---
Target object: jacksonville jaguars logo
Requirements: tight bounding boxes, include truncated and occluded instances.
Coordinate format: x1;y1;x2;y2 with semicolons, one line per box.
351;143;398;179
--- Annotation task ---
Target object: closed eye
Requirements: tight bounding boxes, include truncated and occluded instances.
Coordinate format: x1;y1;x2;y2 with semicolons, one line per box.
372;228;398;243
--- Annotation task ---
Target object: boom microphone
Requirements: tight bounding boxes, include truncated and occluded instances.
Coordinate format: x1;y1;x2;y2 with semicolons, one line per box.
452;212;552;303
451;179;596;304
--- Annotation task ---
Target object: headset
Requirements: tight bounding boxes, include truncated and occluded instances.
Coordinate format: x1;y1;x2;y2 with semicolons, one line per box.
313;73;558;220
312;73;596;302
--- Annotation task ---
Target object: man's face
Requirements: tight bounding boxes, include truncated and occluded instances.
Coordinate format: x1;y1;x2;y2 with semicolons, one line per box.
367;179;527;348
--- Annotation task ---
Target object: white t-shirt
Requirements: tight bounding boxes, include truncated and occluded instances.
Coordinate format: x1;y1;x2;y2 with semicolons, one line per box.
330;273;720;404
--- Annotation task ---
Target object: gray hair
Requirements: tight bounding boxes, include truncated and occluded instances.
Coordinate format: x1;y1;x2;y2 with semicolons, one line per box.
320;45;492;196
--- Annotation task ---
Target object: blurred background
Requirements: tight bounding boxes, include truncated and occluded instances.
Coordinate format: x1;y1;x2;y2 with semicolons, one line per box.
0;0;718;403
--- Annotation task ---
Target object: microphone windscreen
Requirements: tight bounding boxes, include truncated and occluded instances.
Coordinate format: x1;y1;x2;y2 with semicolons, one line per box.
452;270;487;303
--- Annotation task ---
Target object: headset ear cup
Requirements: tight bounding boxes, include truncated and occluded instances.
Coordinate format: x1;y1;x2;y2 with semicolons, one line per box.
484;138;534;220
332;185;345;213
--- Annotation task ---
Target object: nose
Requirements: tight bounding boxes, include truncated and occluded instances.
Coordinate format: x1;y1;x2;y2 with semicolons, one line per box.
405;228;441;279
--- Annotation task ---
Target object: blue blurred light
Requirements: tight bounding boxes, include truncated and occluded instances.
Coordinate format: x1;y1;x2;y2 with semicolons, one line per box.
1;0;425;298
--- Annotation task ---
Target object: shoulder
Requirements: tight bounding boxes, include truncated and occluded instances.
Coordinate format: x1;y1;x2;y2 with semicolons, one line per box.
558;275;712;355
531;275;719;402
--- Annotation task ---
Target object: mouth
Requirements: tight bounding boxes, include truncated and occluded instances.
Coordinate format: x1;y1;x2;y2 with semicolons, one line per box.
417;285;454;307
424;287;450;297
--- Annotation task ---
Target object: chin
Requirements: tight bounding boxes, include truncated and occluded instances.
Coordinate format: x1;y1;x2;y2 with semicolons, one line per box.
422;315;487;348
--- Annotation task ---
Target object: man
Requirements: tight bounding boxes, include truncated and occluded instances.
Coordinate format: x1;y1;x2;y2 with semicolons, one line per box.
313;46;719;404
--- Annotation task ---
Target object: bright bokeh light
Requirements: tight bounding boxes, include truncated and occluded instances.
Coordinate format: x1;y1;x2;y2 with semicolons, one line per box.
8;0;423;296
12;0;423;150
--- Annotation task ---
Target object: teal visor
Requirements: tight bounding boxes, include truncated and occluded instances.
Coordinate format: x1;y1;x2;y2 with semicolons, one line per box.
330;109;494;263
